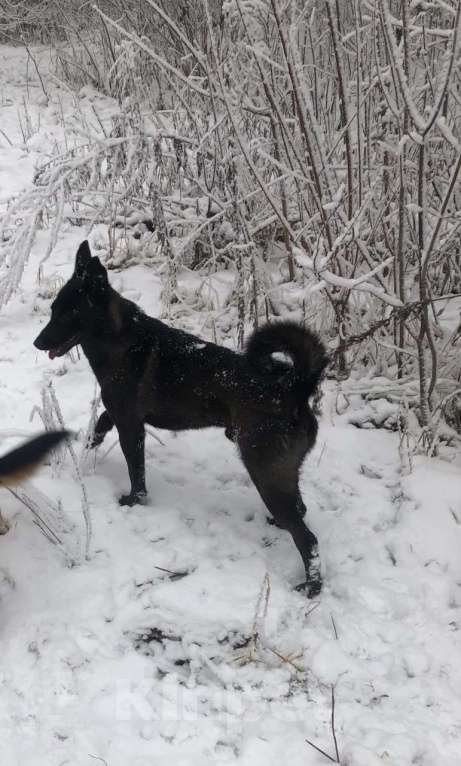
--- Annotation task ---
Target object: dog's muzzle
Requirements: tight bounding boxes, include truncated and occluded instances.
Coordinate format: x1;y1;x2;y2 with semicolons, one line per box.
34;331;81;359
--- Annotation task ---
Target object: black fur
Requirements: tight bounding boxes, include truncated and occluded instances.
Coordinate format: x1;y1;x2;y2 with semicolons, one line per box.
34;241;328;596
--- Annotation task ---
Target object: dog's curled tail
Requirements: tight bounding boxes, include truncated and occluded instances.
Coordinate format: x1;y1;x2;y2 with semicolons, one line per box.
0;431;69;486
245;321;328;399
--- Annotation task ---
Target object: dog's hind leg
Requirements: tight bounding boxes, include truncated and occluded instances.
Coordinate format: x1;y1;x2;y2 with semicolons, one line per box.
90;410;114;448
266;490;306;527
239;434;321;597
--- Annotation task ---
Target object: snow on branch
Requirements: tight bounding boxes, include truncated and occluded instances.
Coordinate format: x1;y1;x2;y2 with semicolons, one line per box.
313;258;402;307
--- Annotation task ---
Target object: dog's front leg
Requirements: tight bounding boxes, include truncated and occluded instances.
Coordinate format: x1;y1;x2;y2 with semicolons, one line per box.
115;419;147;506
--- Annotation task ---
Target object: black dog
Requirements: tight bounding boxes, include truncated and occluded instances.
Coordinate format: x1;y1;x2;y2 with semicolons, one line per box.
34;241;328;596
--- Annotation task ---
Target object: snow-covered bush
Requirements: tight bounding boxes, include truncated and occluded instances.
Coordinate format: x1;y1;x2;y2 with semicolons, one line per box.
1;0;460;441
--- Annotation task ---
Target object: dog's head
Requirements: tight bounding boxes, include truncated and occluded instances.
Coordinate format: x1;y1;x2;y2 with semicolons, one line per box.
34;240;110;358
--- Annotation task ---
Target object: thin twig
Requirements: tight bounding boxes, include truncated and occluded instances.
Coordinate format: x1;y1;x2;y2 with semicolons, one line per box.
331;614;339;640
305;737;338;763
331;684;340;763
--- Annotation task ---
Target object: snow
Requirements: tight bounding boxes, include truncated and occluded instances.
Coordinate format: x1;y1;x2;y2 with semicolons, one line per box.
0;44;460;766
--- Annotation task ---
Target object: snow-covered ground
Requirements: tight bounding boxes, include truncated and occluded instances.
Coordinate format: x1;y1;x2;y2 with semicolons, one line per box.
0;45;460;766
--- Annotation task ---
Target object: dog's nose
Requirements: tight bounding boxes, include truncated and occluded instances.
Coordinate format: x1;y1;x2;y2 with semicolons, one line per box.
34;334;45;350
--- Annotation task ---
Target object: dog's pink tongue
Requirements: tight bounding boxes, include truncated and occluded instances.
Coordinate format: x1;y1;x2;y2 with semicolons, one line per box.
48;349;57;360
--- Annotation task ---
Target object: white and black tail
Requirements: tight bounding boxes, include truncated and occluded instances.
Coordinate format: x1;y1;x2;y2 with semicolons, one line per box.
245;321;328;402
0;431;69;486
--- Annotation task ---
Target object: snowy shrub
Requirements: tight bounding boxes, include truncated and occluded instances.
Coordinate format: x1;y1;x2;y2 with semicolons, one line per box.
0;0;460;442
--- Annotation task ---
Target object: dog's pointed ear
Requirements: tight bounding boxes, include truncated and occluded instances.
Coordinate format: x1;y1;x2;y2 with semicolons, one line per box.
86;255;109;300
75;240;92;279
88;256;108;282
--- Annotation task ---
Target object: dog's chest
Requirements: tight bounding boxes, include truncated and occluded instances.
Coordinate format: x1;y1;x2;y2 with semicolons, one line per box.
86;339;155;400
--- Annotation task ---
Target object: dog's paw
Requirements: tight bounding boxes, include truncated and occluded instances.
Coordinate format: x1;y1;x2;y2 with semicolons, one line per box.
295;550;322;598
295;576;322;599
88;432;105;450
119;491;147;507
